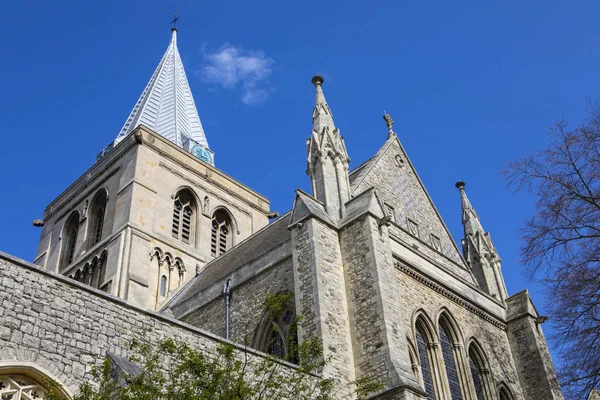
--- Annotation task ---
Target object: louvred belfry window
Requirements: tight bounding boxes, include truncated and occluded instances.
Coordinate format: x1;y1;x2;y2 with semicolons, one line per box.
172;190;195;244
211;210;232;257
61;212;80;269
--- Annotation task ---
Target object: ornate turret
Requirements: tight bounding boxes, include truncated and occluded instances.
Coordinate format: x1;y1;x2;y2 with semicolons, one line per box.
306;76;351;220
456;181;508;301
111;27;214;165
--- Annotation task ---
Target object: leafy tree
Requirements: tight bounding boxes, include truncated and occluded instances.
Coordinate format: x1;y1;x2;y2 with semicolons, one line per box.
503;102;600;398
48;292;383;400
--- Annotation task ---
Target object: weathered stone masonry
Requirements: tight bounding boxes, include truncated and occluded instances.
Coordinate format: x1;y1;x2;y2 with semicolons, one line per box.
0;251;299;395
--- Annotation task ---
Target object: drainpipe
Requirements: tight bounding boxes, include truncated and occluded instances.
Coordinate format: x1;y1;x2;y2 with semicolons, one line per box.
223;279;232;340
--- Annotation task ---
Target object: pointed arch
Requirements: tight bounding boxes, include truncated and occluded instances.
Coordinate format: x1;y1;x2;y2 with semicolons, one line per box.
211;207;234;257
413;311;438;400
497;383;514;400
60;211;80;270
253;292;298;364
467;339;493;400
87;188;109;247
437;309;468;400
172;188;199;245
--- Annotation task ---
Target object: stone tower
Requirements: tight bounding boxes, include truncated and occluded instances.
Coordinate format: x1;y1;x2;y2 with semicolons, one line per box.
33;28;272;311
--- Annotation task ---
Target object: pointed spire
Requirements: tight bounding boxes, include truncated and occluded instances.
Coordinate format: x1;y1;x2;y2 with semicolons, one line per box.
455;181;485;237
311;76;335;133
114;26;214;165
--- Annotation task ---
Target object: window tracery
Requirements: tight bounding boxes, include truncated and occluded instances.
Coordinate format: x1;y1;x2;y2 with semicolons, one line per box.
0;374;50;399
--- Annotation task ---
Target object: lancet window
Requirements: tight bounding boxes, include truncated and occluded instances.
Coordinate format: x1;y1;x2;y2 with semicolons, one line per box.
439;324;463;400
415;325;436;400
60;212;80;269
211;210;232;257
88;189;108;247
468;343;490;400
172;190;196;245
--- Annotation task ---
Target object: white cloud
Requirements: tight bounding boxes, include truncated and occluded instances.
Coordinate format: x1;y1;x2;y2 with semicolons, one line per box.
199;44;274;106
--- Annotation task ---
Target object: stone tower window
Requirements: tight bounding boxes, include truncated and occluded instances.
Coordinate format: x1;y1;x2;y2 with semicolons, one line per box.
60;212;80;270
88;189;108;247
172;190;196;245
160;275;167;297
0;375;51;399
211;210;232;257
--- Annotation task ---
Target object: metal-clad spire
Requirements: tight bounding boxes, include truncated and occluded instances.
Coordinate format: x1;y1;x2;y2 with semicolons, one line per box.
114;28;214;165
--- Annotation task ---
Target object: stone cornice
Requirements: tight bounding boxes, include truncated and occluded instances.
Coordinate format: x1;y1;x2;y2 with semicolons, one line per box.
394;261;507;330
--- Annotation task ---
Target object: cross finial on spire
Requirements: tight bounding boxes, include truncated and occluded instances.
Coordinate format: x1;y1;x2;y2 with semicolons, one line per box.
383;112;395;138
171;11;180;31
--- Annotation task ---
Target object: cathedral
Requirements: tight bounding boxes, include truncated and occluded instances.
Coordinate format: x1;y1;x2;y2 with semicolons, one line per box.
0;26;564;400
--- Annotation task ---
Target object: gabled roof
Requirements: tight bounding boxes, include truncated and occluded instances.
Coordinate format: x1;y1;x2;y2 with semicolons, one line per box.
114;29;212;164
349;132;468;271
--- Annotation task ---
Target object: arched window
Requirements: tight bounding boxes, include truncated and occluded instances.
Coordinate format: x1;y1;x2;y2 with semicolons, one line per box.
211;209;232;257
416;326;436;400
498;385;513;400
60;212;79;269
0;364;71;399
256;303;298;364
88;189;108;247
172;190;196;244
439;324;463;400
468;343;490;400
160;275;167;297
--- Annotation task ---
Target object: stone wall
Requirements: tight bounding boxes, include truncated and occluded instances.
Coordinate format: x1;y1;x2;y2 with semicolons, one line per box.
506;291;563;400
394;260;525;399
180;258;295;345
0;251;300;396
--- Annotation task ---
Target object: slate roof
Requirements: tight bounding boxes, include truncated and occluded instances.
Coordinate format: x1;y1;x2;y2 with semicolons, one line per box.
172;212;292;305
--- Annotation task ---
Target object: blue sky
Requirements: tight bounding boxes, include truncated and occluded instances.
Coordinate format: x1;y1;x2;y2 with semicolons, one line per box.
2;0;600;369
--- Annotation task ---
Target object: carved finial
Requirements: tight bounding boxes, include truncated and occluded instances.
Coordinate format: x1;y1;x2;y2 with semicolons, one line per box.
383;112;395;138
455;180;466;190
312;75;324;86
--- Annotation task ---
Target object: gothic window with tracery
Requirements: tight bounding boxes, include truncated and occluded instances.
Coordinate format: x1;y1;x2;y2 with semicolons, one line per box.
258;306;298;364
172;190;196;245
0;374;50;399
416;327;436;400
60;212;79;269
439;324;463;400
469;356;485;400
211;210;232;257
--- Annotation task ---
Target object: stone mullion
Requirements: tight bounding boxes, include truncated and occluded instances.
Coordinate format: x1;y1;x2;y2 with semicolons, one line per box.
479;368;495;400
428;342;450;400
453;342;475;400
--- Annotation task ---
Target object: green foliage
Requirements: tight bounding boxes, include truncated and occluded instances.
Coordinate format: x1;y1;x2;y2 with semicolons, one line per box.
62;292;385;399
